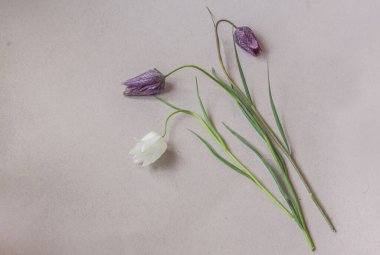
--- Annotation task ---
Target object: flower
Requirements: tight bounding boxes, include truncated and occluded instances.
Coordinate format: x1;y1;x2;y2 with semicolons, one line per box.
123;69;165;96
130;131;167;166
234;26;261;56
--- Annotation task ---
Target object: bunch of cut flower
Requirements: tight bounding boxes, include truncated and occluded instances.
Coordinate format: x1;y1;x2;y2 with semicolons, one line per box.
124;10;335;251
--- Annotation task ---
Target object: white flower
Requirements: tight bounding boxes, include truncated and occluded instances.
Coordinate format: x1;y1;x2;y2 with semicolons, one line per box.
130;131;168;166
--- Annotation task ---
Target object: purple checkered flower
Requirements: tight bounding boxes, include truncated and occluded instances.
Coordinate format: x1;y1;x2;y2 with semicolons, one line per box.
234;26;261;57
123;68;165;96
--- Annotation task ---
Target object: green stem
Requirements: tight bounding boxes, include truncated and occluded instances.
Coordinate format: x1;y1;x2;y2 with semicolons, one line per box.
214;19;238;87
165;65;218;83
225;150;295;221
161;108;294;221
245;108;314;249
250;105;336;232
211;18;336;233
214;19;254;105
162;111;180;137
165;65;249;108
163;66;318;249
212;19;316;248
161;109;225;147
265;135;315;250
303;228;315;251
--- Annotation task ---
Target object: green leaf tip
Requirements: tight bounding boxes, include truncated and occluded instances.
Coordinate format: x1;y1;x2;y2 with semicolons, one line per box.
187;129;251;179
233;33;253;104
266;63;291;154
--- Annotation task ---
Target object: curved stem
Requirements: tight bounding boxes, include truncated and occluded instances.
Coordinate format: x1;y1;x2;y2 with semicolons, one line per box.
165;64;251;108
216;19;237;28
165;65;217;83
161;108;225;148
165;64;249;108
162;111;182;137
214;19;238;87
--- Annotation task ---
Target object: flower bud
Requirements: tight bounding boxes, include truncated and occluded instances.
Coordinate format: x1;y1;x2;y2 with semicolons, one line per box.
234;26;261;56
123;68;165;96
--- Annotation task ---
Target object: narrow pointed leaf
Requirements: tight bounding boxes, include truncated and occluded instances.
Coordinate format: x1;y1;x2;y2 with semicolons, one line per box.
211;68;229;85
188;129;255;183
211;68;252;111
156;94;225;148
206;7;216;27
267;66;291;154
212;68;262;134
222;123;305;226
223;123;286;192
233;34;253;104
239;104;265;138
195;79;223;144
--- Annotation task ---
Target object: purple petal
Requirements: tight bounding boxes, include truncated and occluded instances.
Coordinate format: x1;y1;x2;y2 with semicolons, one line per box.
123;68;165;96
234;26;261;56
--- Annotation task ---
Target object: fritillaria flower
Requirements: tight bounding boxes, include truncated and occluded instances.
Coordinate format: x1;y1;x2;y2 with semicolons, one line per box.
234;26;261;56
130;131;167;166
123;69;165;96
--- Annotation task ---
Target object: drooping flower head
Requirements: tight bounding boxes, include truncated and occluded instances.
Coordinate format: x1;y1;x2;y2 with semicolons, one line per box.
234;26;261;56
123;68;165;96
130;131;167;166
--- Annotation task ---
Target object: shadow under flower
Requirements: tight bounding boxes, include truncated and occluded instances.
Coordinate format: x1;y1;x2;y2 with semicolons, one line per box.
150;148;178;171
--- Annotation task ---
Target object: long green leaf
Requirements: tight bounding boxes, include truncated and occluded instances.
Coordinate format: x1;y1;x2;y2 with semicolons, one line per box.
267;65;291;154
211;68;252;111
211;68;228;85
214;65;290;177
195;78;209;121
195;79;223;145
233;34;253;104
239;103;265;138
211;68;262;134
188;129;254;182
223;123;286;195
223;123;303;227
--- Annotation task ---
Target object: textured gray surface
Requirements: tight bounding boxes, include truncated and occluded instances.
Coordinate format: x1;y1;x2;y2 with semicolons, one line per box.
1;0;380;254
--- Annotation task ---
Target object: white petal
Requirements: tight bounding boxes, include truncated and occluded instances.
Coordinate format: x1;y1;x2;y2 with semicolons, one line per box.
129;141;142;156
130;131;167;166
140;132;161;152
133;153;145;164
141;139;167;166
141;131;160;141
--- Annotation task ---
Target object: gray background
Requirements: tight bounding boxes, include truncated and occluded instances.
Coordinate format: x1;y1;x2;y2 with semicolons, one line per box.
1;0;379;254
